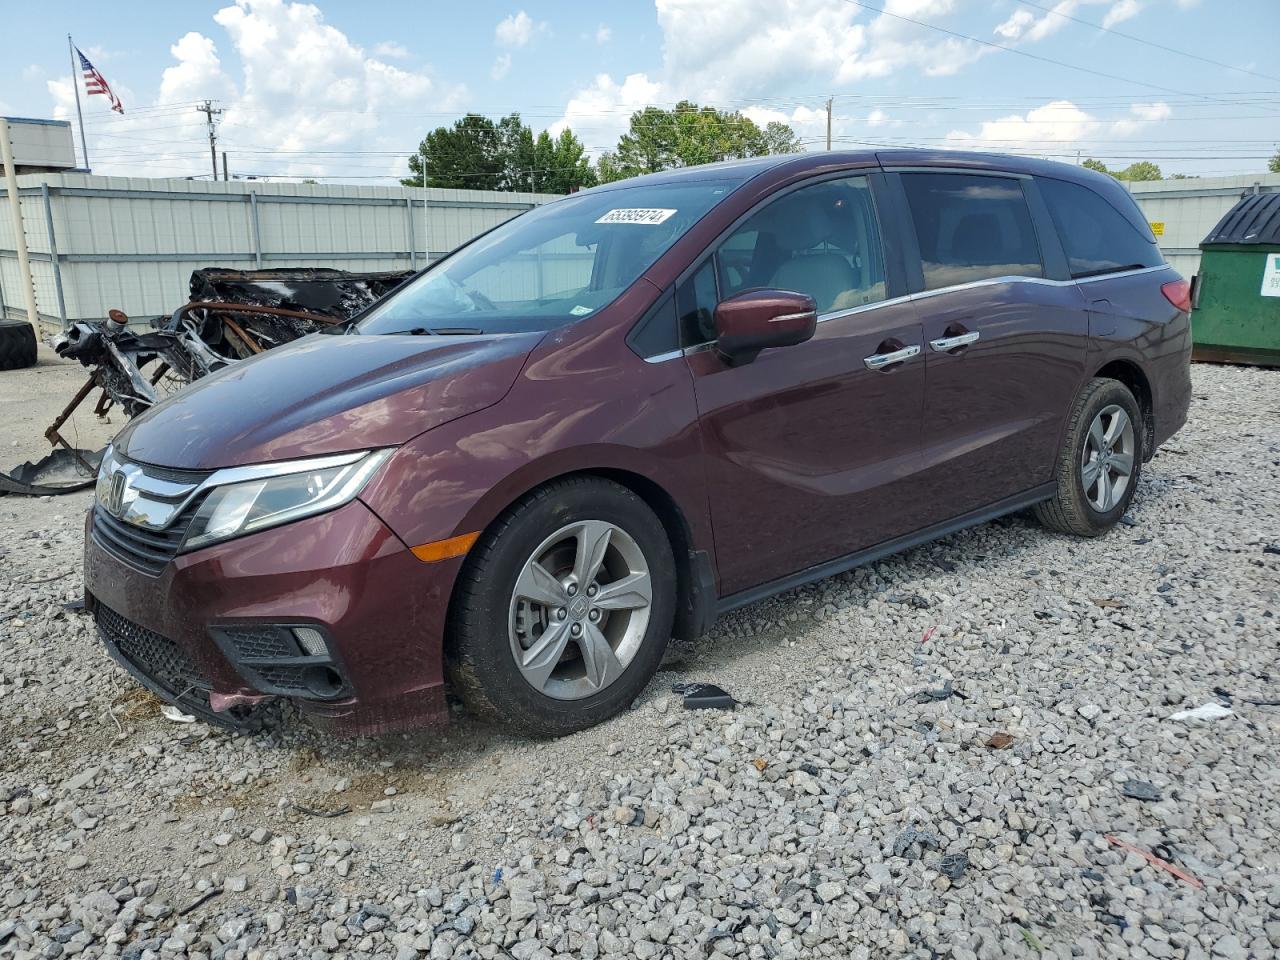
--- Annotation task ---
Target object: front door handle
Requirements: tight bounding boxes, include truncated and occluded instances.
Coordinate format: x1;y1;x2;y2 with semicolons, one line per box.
863;344;920;370
929;330;980;352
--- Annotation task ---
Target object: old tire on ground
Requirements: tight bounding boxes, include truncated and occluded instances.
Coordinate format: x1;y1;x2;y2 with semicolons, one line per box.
1035;377;1143;537
0;319;38;370
447;476;676;737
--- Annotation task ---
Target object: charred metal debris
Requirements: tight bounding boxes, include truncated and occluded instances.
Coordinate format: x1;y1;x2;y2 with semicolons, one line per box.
0;268;411;496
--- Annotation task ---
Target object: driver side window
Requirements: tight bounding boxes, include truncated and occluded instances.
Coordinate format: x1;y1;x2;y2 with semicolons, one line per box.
678;175;887;347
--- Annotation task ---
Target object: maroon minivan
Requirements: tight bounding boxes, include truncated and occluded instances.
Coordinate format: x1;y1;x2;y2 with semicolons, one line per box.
85;150;1192;736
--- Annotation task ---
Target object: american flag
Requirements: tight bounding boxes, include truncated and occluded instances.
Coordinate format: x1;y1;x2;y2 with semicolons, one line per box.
77;47;123;114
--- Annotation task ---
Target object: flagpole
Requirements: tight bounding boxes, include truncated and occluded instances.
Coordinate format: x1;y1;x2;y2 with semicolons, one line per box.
67;34;90;171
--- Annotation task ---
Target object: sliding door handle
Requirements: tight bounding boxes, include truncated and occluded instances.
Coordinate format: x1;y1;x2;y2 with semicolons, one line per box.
929;330;980;352
863;344;920;370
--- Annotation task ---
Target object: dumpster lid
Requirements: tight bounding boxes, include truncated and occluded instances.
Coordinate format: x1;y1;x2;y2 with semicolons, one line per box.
1201;192;1280;247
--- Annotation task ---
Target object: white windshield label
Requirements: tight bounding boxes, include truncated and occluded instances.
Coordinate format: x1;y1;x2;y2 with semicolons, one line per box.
595;207;677;225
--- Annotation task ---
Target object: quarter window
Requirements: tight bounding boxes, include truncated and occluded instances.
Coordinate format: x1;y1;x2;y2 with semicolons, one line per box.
901;173;1044;291
1038;177;1164;278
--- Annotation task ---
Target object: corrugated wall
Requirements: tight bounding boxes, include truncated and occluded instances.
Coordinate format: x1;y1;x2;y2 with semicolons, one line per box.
1129;173;1280;279
0;173;560;329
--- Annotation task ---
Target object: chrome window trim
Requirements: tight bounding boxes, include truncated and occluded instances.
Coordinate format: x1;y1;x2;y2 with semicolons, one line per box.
882;166;1033;180
640;263;1170;362
1075;263;1170;284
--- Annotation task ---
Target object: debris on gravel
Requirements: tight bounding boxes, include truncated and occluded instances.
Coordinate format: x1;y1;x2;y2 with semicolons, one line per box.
2;362;1279;959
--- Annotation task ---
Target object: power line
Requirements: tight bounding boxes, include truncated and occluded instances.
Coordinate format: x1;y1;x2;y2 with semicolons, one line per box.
1017;0;1280;85
831;0;1280;114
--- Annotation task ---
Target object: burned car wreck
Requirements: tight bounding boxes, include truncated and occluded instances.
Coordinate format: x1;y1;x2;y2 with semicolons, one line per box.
0;268;411;496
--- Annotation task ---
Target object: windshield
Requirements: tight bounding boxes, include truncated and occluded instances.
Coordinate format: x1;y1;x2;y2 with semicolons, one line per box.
357;180;735;335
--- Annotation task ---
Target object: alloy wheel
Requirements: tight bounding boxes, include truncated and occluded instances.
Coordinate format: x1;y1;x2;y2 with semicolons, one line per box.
508;520;652;700
1081;404;1135;512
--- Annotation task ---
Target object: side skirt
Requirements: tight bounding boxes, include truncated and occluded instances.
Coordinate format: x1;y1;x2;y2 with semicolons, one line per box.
715;482;1056;616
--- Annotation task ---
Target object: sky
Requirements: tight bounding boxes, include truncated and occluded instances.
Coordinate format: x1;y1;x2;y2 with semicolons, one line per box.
2;0;1277;183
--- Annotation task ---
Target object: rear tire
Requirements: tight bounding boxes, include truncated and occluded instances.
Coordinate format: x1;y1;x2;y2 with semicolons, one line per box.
1035;377;1143;537
0;319;38;370
447;476;676;737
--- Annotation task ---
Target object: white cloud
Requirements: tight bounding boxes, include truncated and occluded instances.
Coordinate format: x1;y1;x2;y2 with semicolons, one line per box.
372;41;409;59
595;24;611;44
553;0;988;154
944;98;1172;156
491;54;512;81
993;1;1148;44
993;1;1080;44
549;72;663;154
1102;0;1142;27
946;99;1100;153
46;0;465;180
1109;100;1171;135
495;10;545;48
211;0;462;169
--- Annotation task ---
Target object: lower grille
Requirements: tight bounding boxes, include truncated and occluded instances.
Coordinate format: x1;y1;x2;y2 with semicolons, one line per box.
95;603;219;722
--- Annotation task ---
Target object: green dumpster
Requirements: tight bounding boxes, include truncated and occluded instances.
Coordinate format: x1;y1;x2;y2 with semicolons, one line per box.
1193;192;1280;367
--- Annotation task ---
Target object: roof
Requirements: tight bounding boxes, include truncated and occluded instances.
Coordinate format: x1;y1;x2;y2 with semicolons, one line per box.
1202;192;1280;247
585;147;1130;194
0;116;73;127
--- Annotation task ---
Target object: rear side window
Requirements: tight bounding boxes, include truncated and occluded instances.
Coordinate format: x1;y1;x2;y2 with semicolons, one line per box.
901;173;1044;291
1038;177;1164;278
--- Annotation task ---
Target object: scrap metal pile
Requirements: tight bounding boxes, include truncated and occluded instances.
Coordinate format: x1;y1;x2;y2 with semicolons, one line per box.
0;268;412;496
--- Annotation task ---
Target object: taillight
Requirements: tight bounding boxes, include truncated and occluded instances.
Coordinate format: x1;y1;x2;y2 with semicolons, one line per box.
1161;278;1192;313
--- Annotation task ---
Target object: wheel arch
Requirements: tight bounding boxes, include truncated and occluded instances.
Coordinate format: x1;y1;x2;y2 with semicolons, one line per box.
445;465;717;662
1093;358;1155;460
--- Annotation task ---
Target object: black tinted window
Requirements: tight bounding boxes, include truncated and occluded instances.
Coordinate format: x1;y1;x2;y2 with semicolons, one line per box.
902;173;1043;291
715;176;887;314
677;260;719;346
1038;177;1164;278
627;293;678;358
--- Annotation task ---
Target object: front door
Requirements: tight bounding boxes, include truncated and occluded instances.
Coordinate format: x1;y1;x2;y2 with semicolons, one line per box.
683;174;929;597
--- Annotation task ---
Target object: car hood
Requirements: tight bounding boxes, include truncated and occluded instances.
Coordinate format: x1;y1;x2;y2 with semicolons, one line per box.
115;331;543;469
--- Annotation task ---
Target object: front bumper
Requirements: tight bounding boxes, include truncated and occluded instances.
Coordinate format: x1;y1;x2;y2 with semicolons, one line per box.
85;498;464;736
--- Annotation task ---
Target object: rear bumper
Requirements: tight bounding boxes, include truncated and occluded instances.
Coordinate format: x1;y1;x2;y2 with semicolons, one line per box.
1151;317;1194;451
85;499;463;736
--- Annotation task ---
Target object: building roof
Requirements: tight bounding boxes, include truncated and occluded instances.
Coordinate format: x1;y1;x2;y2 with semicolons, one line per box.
1202;192;1280;247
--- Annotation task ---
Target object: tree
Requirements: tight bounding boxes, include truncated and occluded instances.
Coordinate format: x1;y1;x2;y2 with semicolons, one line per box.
1269;147;1280;173
596;100;802;183
1081;158;1163;181
403;113;595;192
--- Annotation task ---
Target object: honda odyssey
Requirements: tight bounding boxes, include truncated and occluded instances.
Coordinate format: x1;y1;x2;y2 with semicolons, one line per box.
85;149;1192;736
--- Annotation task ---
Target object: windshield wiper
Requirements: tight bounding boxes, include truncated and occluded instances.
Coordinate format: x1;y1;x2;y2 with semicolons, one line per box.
389;326;484;336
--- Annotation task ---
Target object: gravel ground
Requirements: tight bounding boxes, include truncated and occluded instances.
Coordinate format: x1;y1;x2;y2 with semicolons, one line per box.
2;360;1279;960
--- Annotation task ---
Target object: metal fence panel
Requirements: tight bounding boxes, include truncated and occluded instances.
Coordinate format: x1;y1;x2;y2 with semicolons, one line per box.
0;173;560;328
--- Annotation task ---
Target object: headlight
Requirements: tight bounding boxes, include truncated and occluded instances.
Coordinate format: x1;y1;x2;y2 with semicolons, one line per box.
182;449;393;552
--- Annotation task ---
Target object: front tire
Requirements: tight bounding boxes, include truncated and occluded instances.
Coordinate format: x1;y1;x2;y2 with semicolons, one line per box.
447;476;676;736
1035;377;1143;537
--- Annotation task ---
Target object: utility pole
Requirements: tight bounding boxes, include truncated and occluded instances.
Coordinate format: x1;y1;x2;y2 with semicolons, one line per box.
196;100;223;180
221;151;229;181
825;97;833;151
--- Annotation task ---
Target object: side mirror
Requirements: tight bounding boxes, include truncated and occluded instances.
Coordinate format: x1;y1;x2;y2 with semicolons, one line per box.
713;289;817;366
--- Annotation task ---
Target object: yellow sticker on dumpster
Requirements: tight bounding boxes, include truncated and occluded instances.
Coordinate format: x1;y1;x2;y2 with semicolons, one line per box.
1149;221;1164;237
